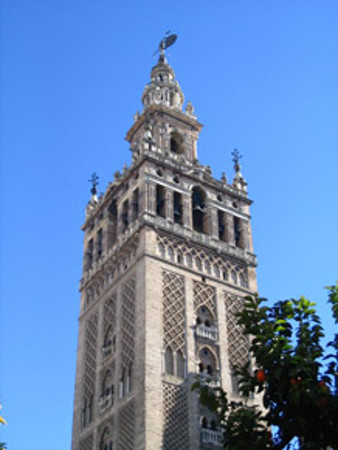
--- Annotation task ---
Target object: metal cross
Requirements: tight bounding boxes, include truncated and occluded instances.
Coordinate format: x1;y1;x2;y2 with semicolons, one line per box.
231;149;242;173
89;172;99;195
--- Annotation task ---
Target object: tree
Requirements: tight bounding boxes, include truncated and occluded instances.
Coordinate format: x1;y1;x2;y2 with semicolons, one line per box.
193;284;338;449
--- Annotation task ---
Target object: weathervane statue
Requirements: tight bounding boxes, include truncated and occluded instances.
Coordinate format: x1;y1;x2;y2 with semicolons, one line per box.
156;31;177;61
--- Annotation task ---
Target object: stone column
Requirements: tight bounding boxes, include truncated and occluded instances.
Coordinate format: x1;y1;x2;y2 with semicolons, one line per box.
225;213;235;247
183;193;192;229
209;206;219;239
166;188;173;222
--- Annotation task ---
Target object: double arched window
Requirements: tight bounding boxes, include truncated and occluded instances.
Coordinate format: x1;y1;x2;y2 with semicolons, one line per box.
164;347;186;378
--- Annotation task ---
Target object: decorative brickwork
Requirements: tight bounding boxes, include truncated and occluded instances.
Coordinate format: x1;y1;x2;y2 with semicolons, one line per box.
117;400;135;450
84;313;98;396
157;233;248;288
224;293;249;368
121;276;136;368
79;433;93;450
163;382;189;449
193;281;216;317
162;270;186;355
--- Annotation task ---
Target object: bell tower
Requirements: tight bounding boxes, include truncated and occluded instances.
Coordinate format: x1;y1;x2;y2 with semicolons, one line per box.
72;37;257;450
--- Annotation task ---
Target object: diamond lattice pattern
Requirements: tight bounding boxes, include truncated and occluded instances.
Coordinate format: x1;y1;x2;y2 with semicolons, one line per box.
84;313;98;396
117;399;135;450
79;433;93;450
163;270;186;354
193;281;216;317
224;293;249;367
163;382;189;449
121;276;136;367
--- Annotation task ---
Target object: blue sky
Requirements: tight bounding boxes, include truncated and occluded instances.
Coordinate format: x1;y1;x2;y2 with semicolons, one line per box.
1;1;337;449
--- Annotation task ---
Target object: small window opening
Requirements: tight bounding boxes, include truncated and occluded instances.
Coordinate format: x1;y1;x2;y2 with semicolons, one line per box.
196;306;214;328
170;132;184;154
165;347;174;375
173;192;183;224
201;417;208;428
210;420;217;430
218;211;226;241
132;189;139;221
86;239;94;270
96;229;103;259
156;185;166;218
157;168;163;177
119;369;125;399
234;216;243;248
107;199;117;247
126;365;132;394
192;187;208;234
121;200;129;231
176;350;185;378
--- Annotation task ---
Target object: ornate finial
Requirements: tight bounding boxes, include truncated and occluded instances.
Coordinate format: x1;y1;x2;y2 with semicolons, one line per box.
232;149;242;173
89;172;99;196
156;32;177;62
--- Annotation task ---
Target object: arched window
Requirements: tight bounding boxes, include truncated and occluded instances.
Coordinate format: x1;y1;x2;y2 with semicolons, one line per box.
176;350;185;378
196;306;214;328
164;347;174;375
100;427;113;450
192;187;209;234
199;347;217;376
170;132;184;154
101;370;113;399
102;326;114;359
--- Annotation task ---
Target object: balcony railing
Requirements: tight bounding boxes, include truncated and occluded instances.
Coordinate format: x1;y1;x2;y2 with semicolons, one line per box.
201;428;223;446
196;324;218;341
199;373;221;388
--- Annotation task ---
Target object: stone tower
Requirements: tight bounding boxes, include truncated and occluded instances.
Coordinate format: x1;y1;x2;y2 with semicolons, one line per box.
72;47;257;450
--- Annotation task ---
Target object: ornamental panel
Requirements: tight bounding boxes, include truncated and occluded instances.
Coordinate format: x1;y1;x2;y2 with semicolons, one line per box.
163;382;190;449
193;281;216;317
162;270;186;355
121;276;136;368
79;433;93;450
224;293;249;368
117;399;135;450
83;312;98;396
